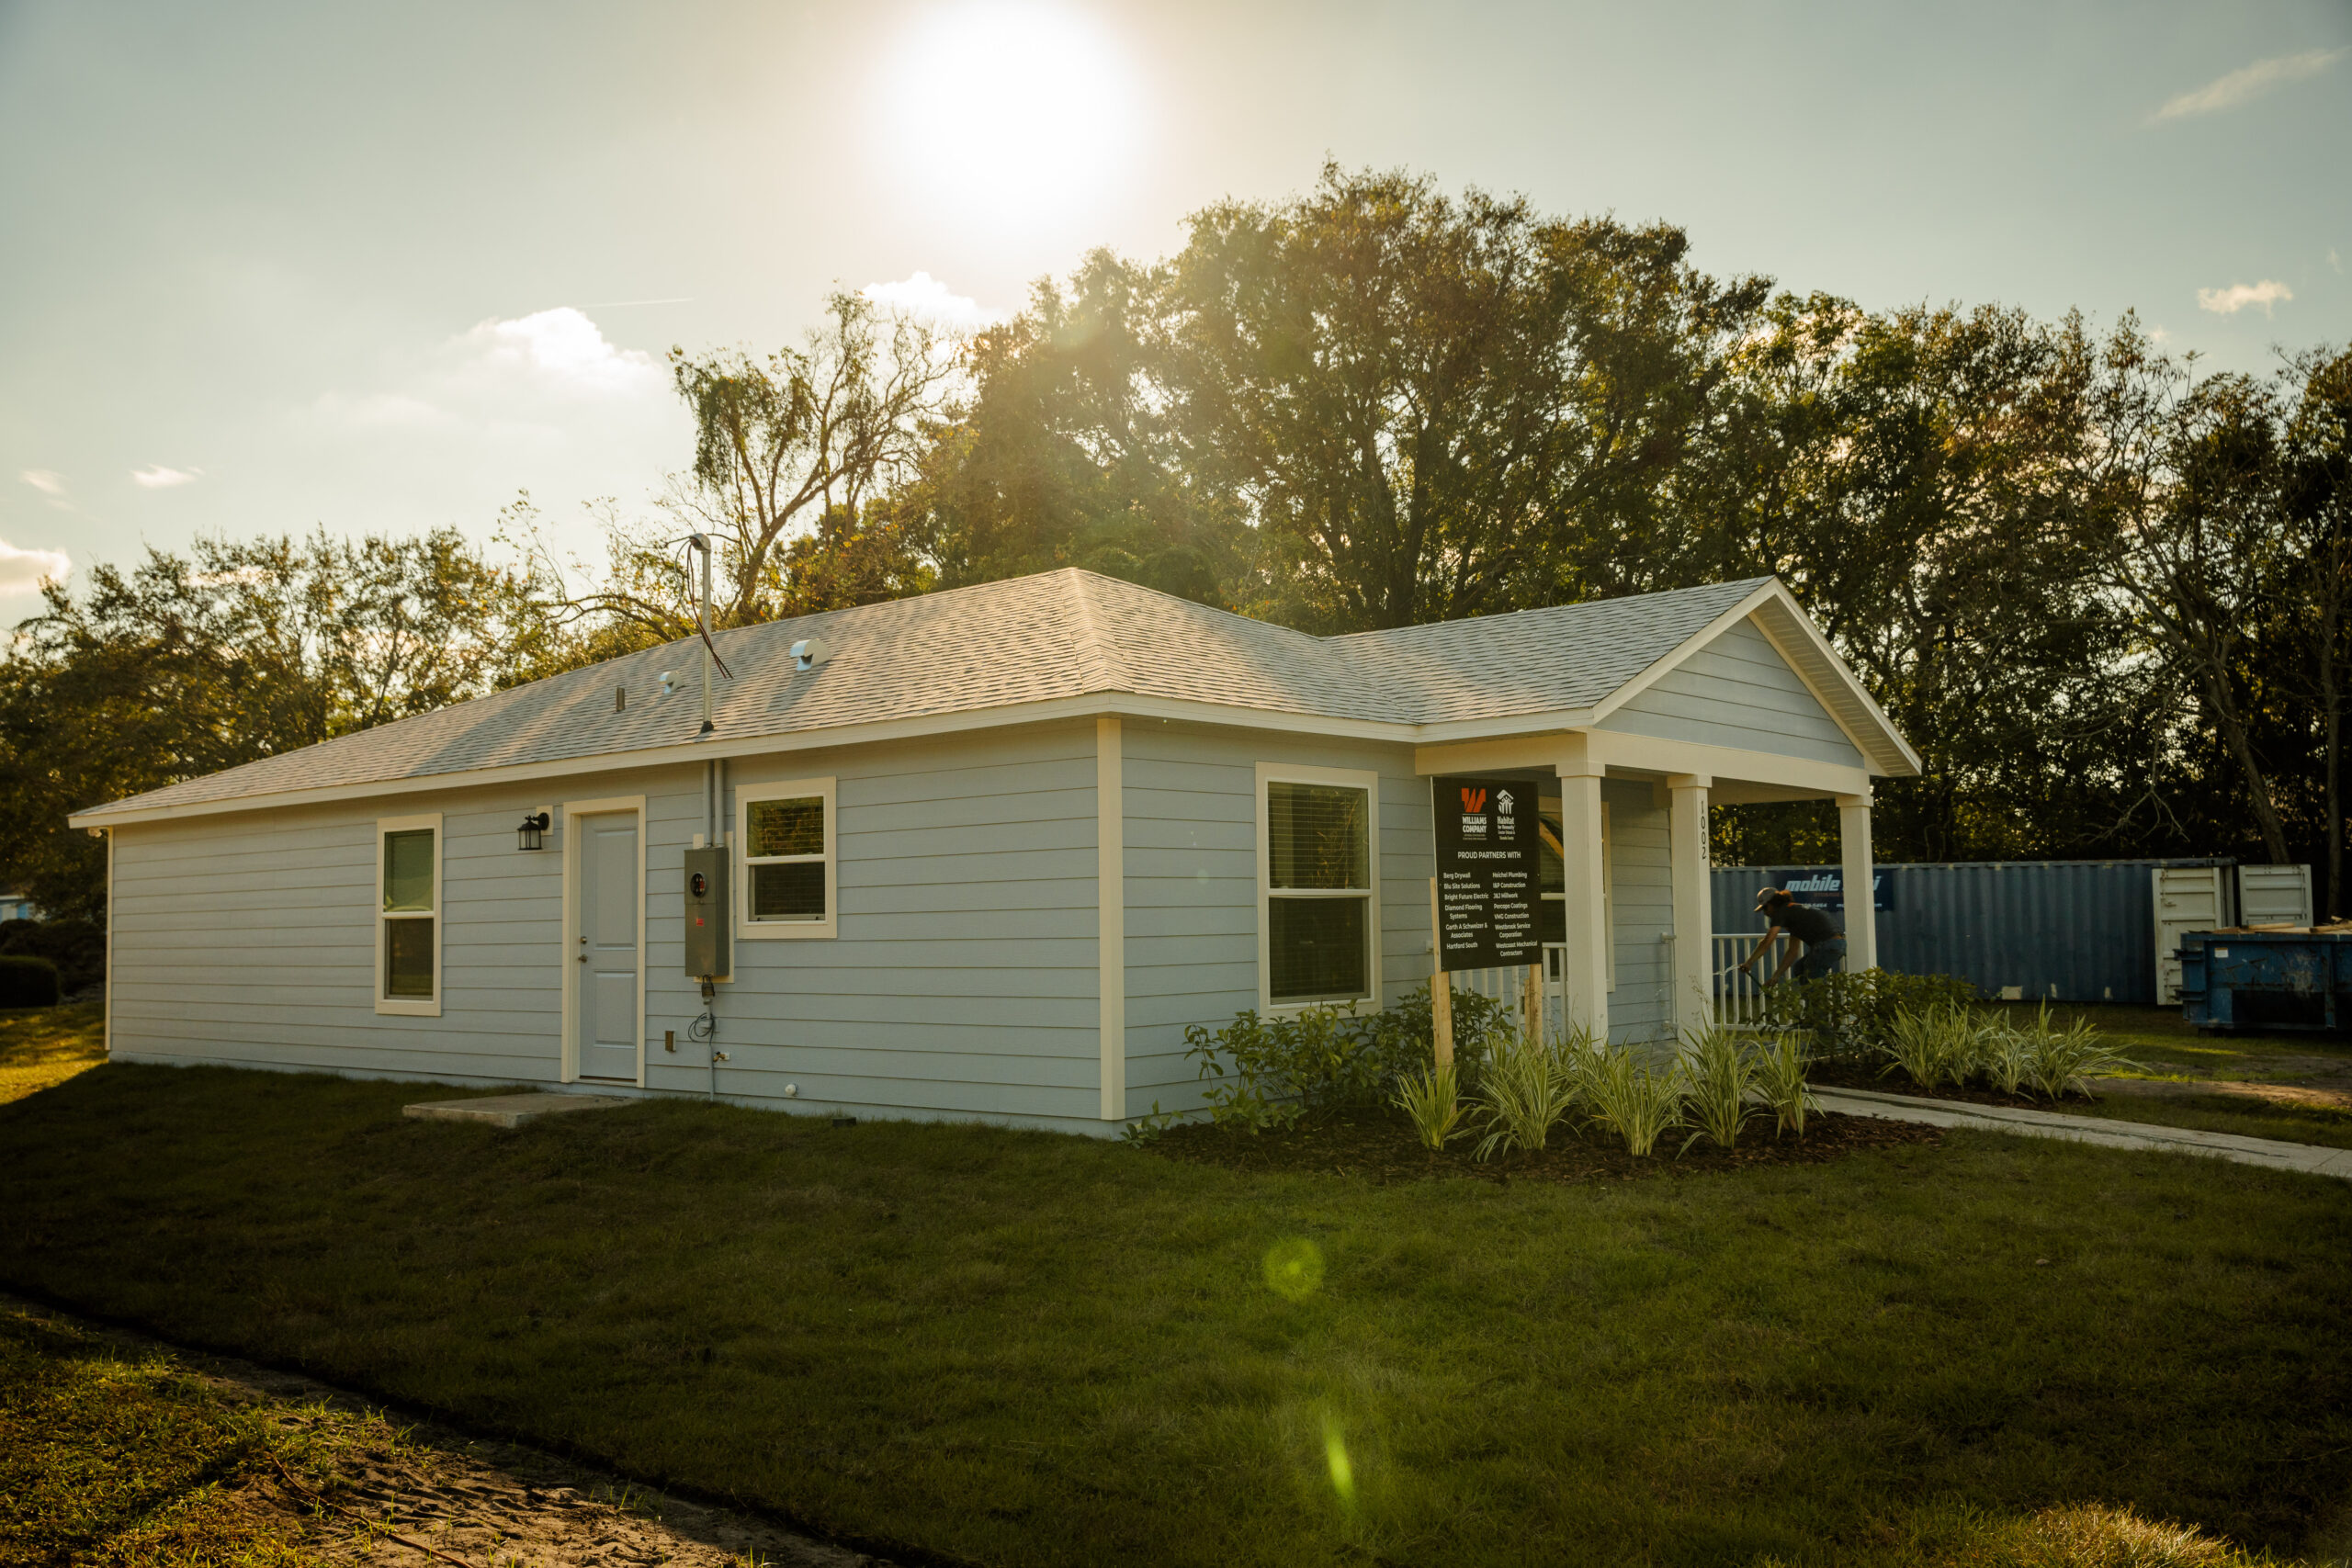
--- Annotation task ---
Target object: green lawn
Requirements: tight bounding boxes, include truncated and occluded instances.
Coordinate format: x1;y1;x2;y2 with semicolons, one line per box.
0;1002;104;1105
1987;1003;2352;1150
3;1055;2347;1566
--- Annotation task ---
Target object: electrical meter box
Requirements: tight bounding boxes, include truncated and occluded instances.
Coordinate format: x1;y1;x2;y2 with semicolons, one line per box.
683;848;730;979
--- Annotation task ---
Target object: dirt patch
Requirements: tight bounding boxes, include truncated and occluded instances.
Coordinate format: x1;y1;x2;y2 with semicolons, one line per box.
5;1293;888;1568
2097;1076;2352;1111
1147;1104;1939;1183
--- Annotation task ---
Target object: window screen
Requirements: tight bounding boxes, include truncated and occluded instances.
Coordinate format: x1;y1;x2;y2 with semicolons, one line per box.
744;794;827;922
1265;779;1371;1003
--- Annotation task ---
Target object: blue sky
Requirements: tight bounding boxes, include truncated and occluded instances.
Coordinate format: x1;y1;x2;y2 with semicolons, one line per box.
2;0;2346;606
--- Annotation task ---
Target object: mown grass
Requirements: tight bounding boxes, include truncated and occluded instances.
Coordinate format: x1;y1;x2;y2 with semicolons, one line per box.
1986;1004;2352;1150
4;1062;2349;1566
0;1002;105;1105
0;1306;390;1568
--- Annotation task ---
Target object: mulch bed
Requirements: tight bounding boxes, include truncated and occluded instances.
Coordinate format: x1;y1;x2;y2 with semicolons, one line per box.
1804;1058;2096;1111
1147;1104;1940;1186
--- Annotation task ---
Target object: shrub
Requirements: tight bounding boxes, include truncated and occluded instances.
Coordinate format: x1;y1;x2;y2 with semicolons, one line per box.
1882;1000;1979;1089
1182;983;1518;1134
1393;1062;1470;1151
1679;1026;1758;1153
0;953;61;1009
1580;1043;1686;1157
1762;968;1978;1060
1981;1022;2032;1096
1469;1024;1586;1161
1750;1031;1818;1138
0;919;102;995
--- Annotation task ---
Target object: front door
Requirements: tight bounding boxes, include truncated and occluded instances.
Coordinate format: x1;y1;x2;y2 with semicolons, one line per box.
576;813;639;1081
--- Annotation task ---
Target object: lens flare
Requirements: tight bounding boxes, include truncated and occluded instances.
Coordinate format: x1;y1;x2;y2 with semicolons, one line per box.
1261;1237;1323;1302
1322;1414;1356;1507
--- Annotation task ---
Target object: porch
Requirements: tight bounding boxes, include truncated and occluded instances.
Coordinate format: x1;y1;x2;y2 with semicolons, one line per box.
1415;728;1879;1045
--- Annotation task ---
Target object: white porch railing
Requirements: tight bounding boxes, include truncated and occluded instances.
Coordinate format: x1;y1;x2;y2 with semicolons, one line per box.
1448;944;1567;1041
1712;931;1791;1027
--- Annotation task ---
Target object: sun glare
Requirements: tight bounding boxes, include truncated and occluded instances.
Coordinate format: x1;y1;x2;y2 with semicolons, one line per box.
879;2;1143;225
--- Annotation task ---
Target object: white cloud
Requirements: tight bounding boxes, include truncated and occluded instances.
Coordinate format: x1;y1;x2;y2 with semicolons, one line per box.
0;537;70;595
305;308;667;437
447;307;666;399
2155;48;2346;120
2197;279;2294;315
861;271;1000;332
19;469;65;497
131;464;202;489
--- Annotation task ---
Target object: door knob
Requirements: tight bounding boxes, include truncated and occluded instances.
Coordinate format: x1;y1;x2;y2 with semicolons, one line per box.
577;954;588;963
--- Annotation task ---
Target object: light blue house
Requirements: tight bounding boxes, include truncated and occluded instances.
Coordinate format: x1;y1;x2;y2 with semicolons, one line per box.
72;569;1918;1134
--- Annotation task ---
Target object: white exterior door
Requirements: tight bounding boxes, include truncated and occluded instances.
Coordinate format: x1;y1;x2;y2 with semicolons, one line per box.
576;813;640;1081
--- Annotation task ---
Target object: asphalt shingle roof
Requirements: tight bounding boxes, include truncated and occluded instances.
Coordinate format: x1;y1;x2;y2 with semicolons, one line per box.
78;569;1777;818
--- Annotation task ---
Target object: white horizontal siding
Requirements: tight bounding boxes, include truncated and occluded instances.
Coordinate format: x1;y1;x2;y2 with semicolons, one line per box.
1118;720;1430;1118
1600;616;1863;768
108;721;1114;1135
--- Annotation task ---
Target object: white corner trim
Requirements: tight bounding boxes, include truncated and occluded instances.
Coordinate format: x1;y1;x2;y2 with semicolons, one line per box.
1253;760;1382;1015
1097;716;1125;1121
559;795;648;1086
373;811;443;1019
735;776;837;941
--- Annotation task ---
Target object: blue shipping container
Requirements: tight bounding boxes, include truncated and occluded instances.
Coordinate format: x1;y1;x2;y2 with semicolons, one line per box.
1712;860;2233;1005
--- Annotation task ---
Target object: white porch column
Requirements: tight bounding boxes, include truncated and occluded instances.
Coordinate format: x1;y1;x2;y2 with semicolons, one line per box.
1837;790;1877;972
1555;760;1610;1040
1668;773;1713;1043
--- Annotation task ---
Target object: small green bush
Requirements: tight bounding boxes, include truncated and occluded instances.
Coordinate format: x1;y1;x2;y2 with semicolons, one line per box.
1581;1045;1687;1157
1763;968;1978;1059
1182;982;1518;1133
0;954;61;1009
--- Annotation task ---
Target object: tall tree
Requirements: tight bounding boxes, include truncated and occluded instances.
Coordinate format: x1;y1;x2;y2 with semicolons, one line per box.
0;529;551;921
1157;164;1771;630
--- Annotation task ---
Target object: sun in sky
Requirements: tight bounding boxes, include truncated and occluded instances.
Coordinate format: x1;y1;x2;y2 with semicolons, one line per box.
876;0;1146;230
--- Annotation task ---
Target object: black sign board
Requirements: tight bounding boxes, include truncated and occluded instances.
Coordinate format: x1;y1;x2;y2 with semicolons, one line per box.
1432;775;1542;970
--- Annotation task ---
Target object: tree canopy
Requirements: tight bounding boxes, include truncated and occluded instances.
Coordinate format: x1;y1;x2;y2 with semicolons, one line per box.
9;164;2350;920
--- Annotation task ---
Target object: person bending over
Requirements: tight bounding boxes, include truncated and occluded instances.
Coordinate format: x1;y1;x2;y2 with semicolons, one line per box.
1740;886;1848;985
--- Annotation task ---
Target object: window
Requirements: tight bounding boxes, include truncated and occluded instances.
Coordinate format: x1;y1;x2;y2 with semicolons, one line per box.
738;778;836;939
376;813;441;1016
1258;766;1378;1007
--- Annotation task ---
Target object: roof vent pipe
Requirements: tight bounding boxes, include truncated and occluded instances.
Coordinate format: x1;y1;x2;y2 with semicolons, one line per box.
793;638;830;671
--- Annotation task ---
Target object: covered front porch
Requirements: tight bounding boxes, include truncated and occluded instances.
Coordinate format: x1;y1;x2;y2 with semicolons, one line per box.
1414;728;1883;1045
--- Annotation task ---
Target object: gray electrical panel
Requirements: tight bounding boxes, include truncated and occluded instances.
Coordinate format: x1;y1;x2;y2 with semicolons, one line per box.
683;848;730;979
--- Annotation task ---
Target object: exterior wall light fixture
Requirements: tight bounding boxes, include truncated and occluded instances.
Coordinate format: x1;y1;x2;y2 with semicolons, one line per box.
516;810;551;852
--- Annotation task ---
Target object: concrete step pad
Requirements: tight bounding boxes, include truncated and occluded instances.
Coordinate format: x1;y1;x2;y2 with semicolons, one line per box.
402;1093;636;1130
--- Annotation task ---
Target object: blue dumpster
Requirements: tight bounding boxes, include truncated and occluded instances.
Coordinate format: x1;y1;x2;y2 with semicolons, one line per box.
2177;931;2352;1032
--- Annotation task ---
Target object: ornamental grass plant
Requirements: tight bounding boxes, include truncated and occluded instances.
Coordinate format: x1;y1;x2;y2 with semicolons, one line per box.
1750;1030;1819;1138
1391;1062;1469;1151
1679;1026;1758;1154
1580;1043;1687;1157
2019;1003;2131;1100
1469;1025;1584;1160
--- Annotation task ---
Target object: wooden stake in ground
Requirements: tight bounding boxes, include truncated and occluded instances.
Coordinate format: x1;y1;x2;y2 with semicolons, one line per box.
1525;963;1544;1045
1430;877;1453;1069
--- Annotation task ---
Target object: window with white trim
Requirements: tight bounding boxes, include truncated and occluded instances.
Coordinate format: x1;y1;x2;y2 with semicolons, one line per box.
1261;770;1376;1006
376;814;441;1016
738;778;836;939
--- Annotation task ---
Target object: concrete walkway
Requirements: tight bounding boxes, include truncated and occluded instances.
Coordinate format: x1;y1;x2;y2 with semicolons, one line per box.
1815;1084;2352;1182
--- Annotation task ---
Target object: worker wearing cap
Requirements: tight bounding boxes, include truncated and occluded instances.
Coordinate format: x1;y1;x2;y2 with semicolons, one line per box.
1739;886;1848;985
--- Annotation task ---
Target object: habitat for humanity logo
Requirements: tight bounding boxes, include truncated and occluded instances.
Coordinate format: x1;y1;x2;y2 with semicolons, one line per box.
1460;786;1487;839
1497;788;1517;840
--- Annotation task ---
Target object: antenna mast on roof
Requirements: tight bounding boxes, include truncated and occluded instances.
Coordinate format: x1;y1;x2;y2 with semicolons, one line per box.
687;534;725;737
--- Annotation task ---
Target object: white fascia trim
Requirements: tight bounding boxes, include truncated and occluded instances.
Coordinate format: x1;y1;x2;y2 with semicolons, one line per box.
1582;581;1781;727
1745;589;1924;775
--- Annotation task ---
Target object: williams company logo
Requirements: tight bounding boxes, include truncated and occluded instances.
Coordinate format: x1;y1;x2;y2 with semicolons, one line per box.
1459;785;1488;840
